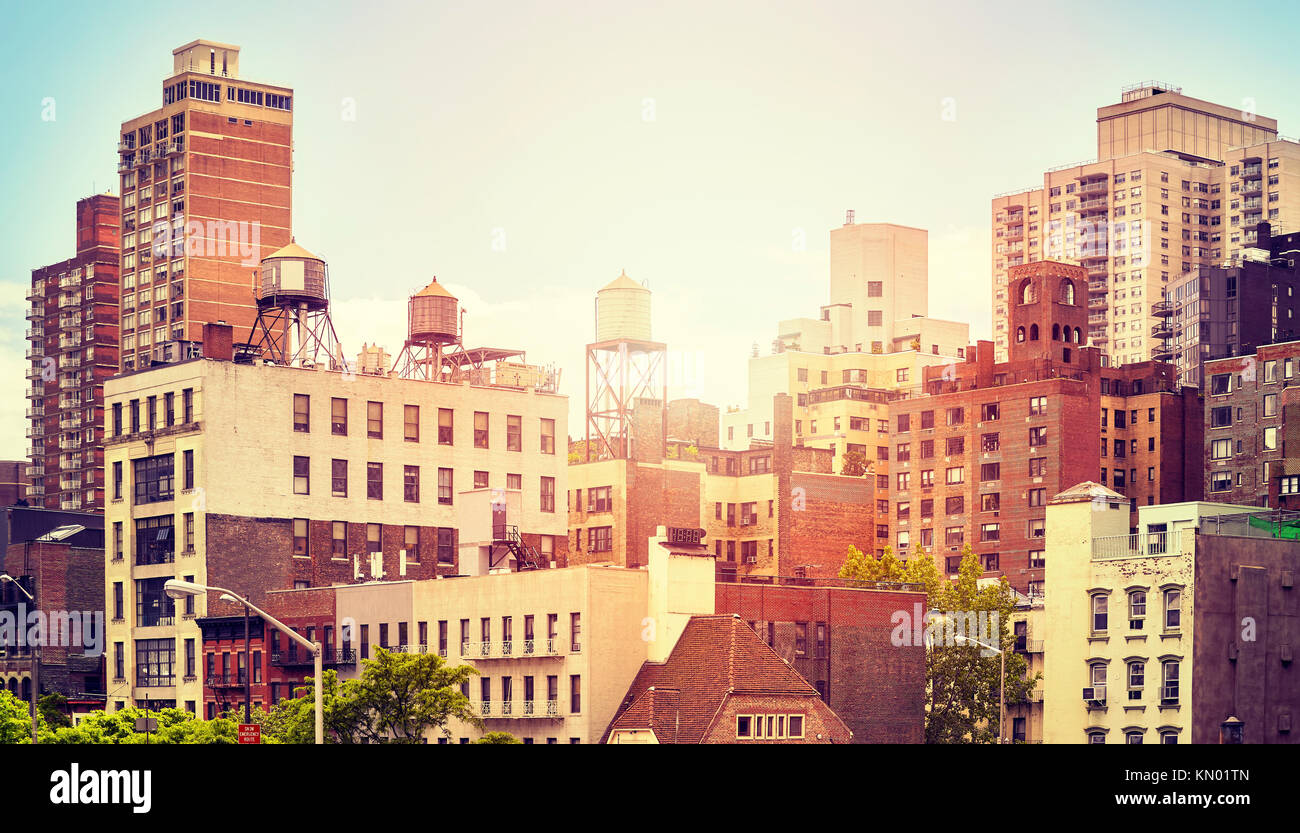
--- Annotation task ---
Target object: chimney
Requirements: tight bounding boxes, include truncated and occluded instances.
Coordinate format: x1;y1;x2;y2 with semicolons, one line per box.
203;321;234;361
845;209;855;226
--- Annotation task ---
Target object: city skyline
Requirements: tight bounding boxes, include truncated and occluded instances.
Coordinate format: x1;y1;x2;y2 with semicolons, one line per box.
5;1;1300;459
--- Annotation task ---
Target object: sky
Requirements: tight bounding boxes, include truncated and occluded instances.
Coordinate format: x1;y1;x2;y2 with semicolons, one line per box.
3;0;1300;458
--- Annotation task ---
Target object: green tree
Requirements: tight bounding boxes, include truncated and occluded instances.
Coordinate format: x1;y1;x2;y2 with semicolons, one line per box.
474;731;522;744
0;689;34;744
262;649;481;744
840;450;869;477
38;693;72;730
838;543;1039;743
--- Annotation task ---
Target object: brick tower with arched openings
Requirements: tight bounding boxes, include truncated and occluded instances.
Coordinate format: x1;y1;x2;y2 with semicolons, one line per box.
1007;261;1089;365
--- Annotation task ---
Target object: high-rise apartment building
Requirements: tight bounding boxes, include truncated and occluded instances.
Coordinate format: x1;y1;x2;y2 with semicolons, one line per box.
26;195;120;512
992;82;1300;367
116;40;292;372
1163;222;1300;388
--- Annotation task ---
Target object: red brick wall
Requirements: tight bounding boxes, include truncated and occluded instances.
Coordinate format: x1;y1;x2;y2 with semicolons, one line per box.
716;583;926;744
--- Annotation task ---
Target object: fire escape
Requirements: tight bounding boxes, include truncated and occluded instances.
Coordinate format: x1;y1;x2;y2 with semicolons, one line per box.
490;524;543;571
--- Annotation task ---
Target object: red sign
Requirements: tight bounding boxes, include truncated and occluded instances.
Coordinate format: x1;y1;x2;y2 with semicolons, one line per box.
238;724;261;744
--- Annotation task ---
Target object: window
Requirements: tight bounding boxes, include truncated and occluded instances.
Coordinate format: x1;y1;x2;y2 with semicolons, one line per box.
1127;661;1144;700
980;523;999;542
332;521;346;557
1210;438;1232;460
981;403;999;421
404;404;419;441
135;638;175;687
474;412;489;448
1164;588;1181;630
1029;427;1047;447
540;418;555;454
293;394;310;432
570;675;581;714
945;467;963;485
1162;660;1180;703
404;465;420;502
946;407;964;426
183;389;194;423
367;462;383;500
541;477;556;512
945;496;964;515
331;398;347;435
367;401;383;438
980;462;1000;482
1029;396;1046;415
438;408;453;444
1028;488;1045;507
1129;590;1146;628
438;528;455;563
1092;593;1108;632
571;613;582;652
506;415;522;451
1210;406;1232;428
981;493;1000;512
587;526;612;552
293;456;310;494
367;523;382;554
293;518;309;556
1029;457;1046;477
182;449;194;490
331;459;348;497
438;468;453;505
133;454;174;504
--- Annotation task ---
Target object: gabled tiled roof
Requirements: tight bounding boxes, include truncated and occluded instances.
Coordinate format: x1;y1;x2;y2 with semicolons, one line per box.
603;614;830;743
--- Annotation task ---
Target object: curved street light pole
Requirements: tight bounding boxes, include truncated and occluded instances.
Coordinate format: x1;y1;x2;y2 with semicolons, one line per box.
164;579;322;744
0;574;38;744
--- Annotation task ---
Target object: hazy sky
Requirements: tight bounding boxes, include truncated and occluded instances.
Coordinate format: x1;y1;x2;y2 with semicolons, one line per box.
4;0;1300;458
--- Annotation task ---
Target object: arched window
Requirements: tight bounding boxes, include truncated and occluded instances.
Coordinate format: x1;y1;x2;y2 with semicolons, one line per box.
1074;327;1082;345
1016;326;1026;343
4;678;15;696
20;678;31;702
1018;278;1036;305
1030;324;1039;341
1052;323;1061;341
1060;279;1075;305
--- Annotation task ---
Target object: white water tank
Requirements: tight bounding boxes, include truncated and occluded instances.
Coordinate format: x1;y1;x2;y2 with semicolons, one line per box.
596;270;651;341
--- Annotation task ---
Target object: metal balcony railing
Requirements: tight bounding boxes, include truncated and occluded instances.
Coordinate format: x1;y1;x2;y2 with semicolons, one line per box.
1092;531;1186;560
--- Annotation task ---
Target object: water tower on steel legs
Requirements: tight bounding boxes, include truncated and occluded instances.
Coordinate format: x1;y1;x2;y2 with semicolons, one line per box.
393;277;461;381
585;270;666;461
240;240;345;369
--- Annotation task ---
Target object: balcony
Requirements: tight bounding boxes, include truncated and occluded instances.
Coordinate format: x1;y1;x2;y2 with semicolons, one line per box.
1151;321;1173;339
1151;344;1174;361
1088;297;1108;311
25;464;43;477
1092;531;1186;560
26;304;43;320
517;699;561;718
206;675;245;689
116;159;133;174
25;424;43;439
59;498;83;511
1087;313;1108;325
1150;300;1175;317
26;324;44;338
27;386;44;400
27;484;44;497
1089;332;1109;344
269;649;357;667
1242;165;1262;179
25;364;43;381
59;437;80;451
25;405;42;419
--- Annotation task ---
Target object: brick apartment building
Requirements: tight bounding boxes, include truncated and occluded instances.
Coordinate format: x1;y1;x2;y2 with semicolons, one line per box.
568;394;875;579
0;506;106;710
116;40;292;371
103;324;567;710
715;577;927;743
26;194;120;513
888;261;1202;595
1204;340;1300;506
0;462;28;507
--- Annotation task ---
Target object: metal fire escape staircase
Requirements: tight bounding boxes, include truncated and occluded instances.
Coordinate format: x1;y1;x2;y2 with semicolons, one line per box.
490;524;543;571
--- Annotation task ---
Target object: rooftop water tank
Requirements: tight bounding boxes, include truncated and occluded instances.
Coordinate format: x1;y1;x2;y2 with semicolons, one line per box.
257;241;328;311
596;270;651;341
408;277;459;344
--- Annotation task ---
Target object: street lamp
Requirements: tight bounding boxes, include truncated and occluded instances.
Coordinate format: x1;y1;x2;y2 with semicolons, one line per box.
951;632;1008;745
0;573;37;744
163;579;323;744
